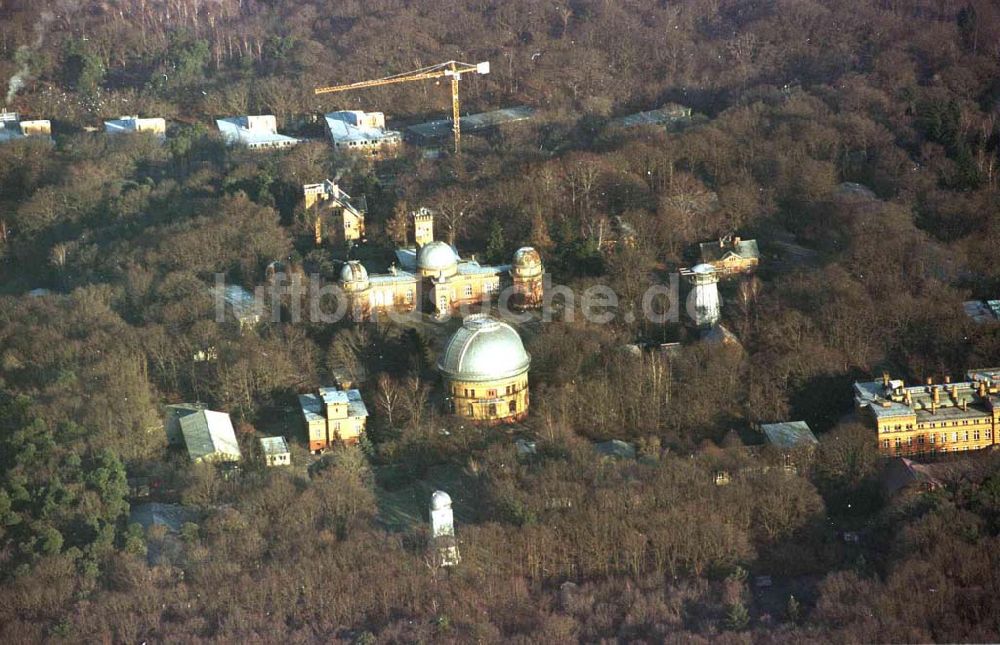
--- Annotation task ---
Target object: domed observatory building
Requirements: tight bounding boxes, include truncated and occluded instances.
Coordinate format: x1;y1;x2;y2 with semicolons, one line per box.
339;260;417;321
509;247;545;310
438;314;530;424
681;263;721;328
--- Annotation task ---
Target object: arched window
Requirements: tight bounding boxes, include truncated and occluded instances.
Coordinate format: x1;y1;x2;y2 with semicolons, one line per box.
509;400;517;414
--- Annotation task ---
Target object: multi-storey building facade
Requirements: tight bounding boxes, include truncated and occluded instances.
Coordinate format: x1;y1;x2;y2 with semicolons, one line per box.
304;180;367;246
299;386;369;453
854;369;1000;457
339;209;544;320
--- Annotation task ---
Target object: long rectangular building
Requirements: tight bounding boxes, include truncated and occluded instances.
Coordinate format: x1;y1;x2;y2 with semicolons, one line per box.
854;369;1000;457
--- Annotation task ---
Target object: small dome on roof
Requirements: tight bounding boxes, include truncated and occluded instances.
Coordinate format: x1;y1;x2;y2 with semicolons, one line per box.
417;241;459;273
340;260;369;284
437;314;530;382
430;490;452;510
691;263;716;274
513;246;542;267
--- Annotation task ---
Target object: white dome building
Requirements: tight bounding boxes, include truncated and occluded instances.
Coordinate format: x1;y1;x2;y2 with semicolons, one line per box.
416;240;459;278
339;260;370;291
437;314;530;423
684;263;721;327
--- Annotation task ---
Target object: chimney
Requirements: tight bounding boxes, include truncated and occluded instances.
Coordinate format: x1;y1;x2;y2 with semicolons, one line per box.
734;236;741;246
882;372;890;387
945;375;951;384
926;376;933;386
932;385;940;406
950;384;958;402
904;390;912;406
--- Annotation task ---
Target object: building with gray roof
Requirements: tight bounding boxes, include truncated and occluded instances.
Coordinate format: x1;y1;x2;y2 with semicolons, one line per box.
216;114;299;150
407;106;534;142
105;115;166;139
324;110;401;157
180;410;241;464
259;436;291;467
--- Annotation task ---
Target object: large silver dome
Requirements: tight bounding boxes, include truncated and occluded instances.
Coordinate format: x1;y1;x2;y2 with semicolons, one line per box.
437;314;530;382
417;241;459;273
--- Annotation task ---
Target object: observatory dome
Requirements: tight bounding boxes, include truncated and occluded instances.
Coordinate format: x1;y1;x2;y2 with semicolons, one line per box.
430;490;452;510
437;314;530;382
339;261;370;290
416;241;459;274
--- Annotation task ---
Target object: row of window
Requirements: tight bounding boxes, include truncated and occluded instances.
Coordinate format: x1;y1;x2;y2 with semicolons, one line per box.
457;383;520;398
449;400;519;416
882;418;992;433
882;428;992;449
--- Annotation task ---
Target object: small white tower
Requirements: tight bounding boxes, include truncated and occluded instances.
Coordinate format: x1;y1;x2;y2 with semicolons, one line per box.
429;490;460;567
683;263;721;327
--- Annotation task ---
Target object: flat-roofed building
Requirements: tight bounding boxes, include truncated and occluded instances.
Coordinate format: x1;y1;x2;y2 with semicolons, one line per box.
105;115;167;139
259;436;291;466
180;410;241;464
855;370;1000;457
325;110;401;158
0;111;51;143
299;386;369;453
216;114;299;150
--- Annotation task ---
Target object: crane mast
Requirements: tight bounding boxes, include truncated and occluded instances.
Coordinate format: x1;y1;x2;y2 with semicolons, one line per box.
315;60;490;154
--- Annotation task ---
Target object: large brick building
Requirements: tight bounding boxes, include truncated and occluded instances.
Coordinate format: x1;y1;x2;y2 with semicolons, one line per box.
854;369;1000;457
339;209;544;320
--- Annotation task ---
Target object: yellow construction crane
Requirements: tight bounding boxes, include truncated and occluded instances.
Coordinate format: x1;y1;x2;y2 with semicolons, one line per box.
315;60;490;154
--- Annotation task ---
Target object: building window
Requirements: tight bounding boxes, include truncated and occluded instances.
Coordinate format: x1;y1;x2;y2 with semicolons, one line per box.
487;389;497;398
488;403;497;416
952;432;958;442
509;400;517;414
965;431;970;442
467;404;474;416
895;438;901;449
930;434;936;444
974;430;980;441
464;284;473;298
918;435;925;446
882;439;890;449
405;290;414;304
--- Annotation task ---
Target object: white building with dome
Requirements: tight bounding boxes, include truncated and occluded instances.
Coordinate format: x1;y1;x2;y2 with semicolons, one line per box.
438;314;531;424
681;263;721;327
429;490;461;567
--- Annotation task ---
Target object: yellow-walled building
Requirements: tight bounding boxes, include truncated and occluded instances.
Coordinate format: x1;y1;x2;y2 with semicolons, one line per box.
854;369;1000;458
438;314;530;424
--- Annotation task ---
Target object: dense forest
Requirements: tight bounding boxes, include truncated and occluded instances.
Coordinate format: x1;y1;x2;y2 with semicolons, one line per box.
2;0;1000;641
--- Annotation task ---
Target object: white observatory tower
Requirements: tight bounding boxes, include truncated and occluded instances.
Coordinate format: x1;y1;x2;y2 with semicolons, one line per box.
683;263;721;327
429;490;461;567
